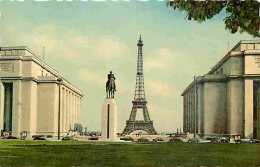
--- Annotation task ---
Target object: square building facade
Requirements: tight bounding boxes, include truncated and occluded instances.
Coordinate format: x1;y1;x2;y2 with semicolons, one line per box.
182;40;260;139
0;46;84;139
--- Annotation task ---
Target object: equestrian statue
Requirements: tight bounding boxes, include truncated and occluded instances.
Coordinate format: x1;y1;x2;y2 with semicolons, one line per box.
106;71;116;98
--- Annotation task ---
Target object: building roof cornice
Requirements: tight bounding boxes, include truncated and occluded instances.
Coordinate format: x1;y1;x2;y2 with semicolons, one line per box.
0;46;84;96
208;40;260;75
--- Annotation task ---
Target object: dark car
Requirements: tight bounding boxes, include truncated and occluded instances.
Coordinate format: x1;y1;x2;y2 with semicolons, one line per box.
153;137;164;142
120;136;133;142
137;137;149;142
88;136;98;140
188;138;200;143
33;136;46;140
205;137;219;143
219;138;229;143
249;139;260;143
5;136;18;140
62;136;77;141
169;138;183;143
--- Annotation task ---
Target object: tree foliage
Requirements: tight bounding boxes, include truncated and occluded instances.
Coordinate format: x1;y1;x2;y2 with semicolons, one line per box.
167;0;260;37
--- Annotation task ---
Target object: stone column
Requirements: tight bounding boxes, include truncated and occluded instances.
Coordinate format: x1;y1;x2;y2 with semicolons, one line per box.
70;92;73;131
0;81;4;132
75;95;78;124
68;91;71;131
65;90;68;132
187;93;190;132
72;93;75;129
78;96;80;124
191;90;194;133
183;96;186;132
79;97;82;124
244;79;254;138
185;94;189;132
197;84;202;135
230;80;244;136
60;87;63;133
189;92;191;133
61;88;65;133
77;96;79;123
74;94;76;125
12;80;22;138
62;89;66;133
71;92;74;130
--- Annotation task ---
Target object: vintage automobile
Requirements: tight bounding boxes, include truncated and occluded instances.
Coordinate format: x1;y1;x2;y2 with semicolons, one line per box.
249;139;260;143
218;137;229;143
4;136;18;140
153;137;164;142
120;136;134;142
33;136;46;141
137;137;149;142
241;139;251;143
188;138;200;143
207;137;219;143
88;136;99;140
169;138;183;143
62;136;77;141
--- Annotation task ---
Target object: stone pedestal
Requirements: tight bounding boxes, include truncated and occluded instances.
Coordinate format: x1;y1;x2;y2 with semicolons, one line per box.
101;98;117;141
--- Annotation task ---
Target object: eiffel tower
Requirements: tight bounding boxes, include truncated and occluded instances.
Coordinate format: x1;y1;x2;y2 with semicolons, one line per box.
122;35;157;135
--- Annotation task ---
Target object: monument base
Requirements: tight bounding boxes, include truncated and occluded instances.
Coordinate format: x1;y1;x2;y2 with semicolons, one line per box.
101;98;118;142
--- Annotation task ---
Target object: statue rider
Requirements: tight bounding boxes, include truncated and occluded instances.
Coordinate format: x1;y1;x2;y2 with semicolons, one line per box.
106;71;116;98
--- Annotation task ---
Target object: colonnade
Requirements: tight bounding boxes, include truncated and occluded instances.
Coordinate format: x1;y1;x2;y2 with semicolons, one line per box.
183;88;197;134
60;87;82;133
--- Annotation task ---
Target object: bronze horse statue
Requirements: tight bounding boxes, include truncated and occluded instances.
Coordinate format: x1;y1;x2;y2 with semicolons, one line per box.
106;71;116;98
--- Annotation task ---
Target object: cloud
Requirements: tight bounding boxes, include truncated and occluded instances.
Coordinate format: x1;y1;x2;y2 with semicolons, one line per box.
2;24;128;62
93;38;128;60
149;103;174;117
147;81;171;97
77;69;105;87
146;80;182;100
3;24;87;61
65;30;91;49
144;48;174;71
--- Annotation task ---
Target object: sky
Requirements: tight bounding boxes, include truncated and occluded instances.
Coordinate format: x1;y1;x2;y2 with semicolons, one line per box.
0;0;257;133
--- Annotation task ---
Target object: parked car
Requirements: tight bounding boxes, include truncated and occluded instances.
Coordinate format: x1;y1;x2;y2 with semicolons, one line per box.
153;137;164;142
62;136;77;141
207;137;219;143
137;137;149;142
88;136;99;140
219;138;229;143
33;136;46;141
5;136;18;140
188;138;200;143
169;138;183;143
241;139;251;143
120;136;133;142
249;139;260;143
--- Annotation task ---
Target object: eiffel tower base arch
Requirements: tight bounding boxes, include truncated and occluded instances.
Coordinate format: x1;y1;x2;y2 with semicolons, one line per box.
122;120;157;135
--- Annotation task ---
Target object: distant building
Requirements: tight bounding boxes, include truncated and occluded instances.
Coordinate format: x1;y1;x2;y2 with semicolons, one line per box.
0;46;83;139
182;40;260;139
